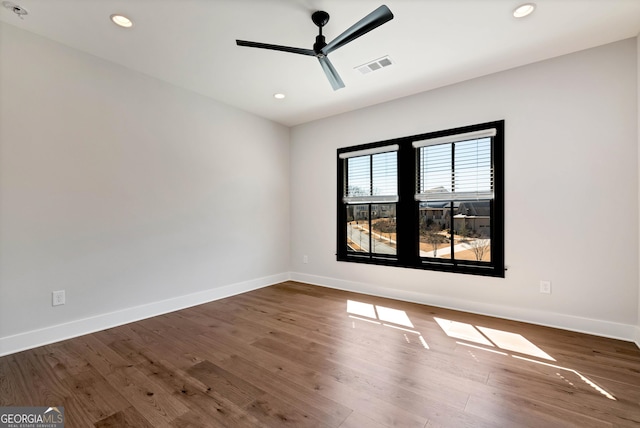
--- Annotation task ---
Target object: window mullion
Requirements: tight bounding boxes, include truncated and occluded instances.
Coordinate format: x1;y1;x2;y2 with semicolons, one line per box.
397;142;417;265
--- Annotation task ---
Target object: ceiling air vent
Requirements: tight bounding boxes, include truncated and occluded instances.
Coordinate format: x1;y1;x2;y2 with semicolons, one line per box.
355;55;394;75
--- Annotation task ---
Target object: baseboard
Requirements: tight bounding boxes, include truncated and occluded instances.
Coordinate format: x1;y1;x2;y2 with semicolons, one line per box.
0;272;290;357
290;272;638;345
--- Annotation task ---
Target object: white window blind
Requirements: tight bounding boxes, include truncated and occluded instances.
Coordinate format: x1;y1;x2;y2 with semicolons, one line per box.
338;144;399;159
343;148;398;204
412;129;496;148
415;135;493;202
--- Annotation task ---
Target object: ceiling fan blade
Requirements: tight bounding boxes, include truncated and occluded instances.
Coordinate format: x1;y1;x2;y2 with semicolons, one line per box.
318;56;345;91
236;40;315;56
321;5;394;56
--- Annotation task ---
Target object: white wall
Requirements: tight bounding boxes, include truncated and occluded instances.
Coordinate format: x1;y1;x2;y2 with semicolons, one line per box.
0;23;290;355
290;38;639;341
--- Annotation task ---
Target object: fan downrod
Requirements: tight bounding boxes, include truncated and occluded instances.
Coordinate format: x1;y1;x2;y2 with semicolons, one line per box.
312;11;330;53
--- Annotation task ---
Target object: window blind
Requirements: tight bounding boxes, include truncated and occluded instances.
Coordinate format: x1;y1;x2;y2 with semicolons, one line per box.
343;148;398;204
412;129;496;148
338;144;399;159
415;136;493;202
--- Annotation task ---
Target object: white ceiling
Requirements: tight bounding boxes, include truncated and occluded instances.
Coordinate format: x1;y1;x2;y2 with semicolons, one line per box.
2;0;640;127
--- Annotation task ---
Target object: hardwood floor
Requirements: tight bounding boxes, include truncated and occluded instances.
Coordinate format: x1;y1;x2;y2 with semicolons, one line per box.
1;281;639;427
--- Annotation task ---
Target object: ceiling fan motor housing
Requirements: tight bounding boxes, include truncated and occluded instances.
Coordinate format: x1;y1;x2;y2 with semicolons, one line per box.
314;35;327;54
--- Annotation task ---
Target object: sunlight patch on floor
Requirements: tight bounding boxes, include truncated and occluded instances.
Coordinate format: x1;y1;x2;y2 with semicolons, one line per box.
477;326;555;361
376;306;414;328
344;300;617;401
346;300;377;319
434;317;493;346
347;300;428;349
434;316;616;401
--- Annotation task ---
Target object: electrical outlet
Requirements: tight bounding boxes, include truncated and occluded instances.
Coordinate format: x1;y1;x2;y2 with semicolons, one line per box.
539;280;551;294
303;255;309;264
52;290;65;306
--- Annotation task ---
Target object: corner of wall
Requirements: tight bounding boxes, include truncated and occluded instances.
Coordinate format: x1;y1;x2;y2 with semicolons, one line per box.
637;33;640;350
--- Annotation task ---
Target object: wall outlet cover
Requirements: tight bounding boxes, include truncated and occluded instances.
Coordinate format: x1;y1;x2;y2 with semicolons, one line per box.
52;290;66;306
539;281;551;294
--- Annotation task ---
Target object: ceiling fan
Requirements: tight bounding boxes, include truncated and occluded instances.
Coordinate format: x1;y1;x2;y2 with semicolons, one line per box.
236;5;394;91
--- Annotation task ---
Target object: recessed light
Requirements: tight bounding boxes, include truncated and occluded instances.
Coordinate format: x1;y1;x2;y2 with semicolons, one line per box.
273;93;286;100
110;14;133;28
513;3;535;18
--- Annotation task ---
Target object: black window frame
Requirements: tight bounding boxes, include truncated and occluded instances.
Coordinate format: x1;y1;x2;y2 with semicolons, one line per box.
337;120;505;277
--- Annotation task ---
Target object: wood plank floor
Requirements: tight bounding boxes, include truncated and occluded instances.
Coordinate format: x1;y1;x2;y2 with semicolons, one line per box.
1;281;639;427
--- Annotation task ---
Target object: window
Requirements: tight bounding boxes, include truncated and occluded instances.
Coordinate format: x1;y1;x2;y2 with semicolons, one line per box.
337;121;504;277
341;145;398;257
